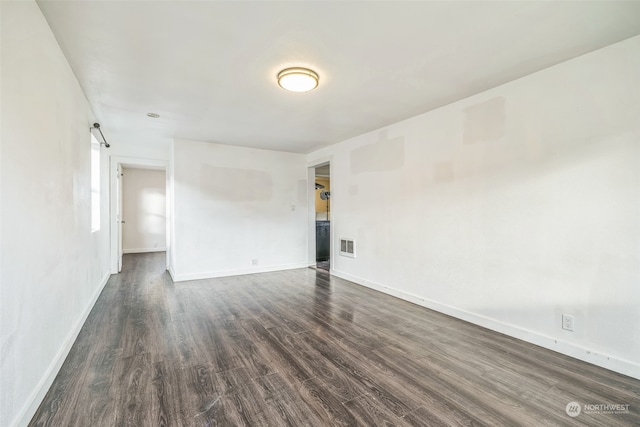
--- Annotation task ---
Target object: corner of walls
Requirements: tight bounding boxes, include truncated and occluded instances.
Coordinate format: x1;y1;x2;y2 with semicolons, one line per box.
171;139;308;280
167;263;178;282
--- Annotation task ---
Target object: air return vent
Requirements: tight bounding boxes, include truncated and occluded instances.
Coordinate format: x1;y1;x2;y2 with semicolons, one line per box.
339;238;356;258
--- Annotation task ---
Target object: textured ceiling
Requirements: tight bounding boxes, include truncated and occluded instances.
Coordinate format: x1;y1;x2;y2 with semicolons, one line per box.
37;1;640;153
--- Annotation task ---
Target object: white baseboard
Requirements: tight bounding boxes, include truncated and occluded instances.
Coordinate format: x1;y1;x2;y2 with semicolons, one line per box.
171;262;308;282
13;272;111;427
123;247;166;254
331;270;640;380
167;264;177;281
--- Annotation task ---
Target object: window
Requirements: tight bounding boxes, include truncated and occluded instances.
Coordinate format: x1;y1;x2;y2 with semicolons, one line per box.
91;133;100;232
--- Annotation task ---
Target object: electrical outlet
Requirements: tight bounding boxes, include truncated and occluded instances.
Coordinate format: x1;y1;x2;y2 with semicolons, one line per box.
252;259;258;265
562;314;574;331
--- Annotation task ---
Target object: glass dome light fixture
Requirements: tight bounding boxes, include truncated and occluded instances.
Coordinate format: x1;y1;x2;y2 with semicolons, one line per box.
277;67;319;92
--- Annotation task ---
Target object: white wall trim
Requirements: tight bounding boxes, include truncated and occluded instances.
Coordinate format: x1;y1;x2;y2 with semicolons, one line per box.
167;264;177;282
331;269;640;380
13;272;111;427
123;248;167;254
172;262;309;282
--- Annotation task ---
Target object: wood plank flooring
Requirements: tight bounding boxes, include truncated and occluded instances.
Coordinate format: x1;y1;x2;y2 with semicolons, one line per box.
30;253;639;426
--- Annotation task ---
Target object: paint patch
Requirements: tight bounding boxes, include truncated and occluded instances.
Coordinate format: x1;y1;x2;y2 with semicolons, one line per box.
350;130;405;174
200;165;273;202
463;97;505;144
433;161;454;183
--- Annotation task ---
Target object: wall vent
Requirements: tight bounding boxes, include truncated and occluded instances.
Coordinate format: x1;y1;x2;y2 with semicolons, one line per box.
339;238;356;258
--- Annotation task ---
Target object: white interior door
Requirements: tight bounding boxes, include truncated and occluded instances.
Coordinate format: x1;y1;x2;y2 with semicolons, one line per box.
117;163;123;272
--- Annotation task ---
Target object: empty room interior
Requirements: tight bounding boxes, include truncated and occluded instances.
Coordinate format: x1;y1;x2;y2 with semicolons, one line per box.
2;1;640;426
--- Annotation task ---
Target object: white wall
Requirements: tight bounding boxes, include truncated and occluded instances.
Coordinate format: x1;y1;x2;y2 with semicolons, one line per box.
0;2;111;426
170;139;308;280
122;168;167;253
109;141;170;162
308;36;640;379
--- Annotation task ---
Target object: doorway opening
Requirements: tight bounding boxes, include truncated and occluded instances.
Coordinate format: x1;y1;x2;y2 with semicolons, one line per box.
110;156;169;274
121;167;167;255
314;163;331;271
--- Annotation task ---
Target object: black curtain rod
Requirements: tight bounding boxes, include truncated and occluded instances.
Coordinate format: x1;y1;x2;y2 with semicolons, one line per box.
92;123;110;148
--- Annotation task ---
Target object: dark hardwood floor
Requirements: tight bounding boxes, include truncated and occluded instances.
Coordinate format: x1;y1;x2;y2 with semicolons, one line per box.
30;253;639;426
315;260;330;272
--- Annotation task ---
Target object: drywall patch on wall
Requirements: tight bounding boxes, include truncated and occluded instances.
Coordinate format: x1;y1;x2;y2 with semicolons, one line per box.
200;165;273;202
463;97;505;144
350;130;405;174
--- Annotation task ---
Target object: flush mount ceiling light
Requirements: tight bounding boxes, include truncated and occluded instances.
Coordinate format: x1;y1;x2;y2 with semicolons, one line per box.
147;113;160;118
277;67;319;92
